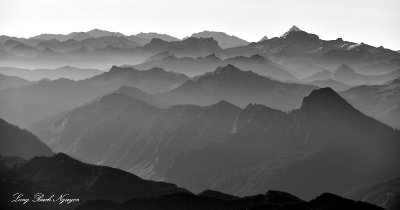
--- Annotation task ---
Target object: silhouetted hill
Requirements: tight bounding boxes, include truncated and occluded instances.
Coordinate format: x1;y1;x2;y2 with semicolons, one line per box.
0;153;186;210
75;190;382;210
0;118;53;159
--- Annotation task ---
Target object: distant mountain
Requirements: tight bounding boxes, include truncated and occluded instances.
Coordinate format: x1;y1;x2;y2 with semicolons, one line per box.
304;64;400;86
223;25;400;77
125;35;153;45
304;69;333;81
0;118;53;159
0;74;31;91
306;79;352;91
0;153;186;210
134;53;296;80
30;29;124;41
191;31;249;49
136;32;180;42
0;66;102;81
4;28;398;71
35;36;140;52
0;66;187;127
259;36;268;42
141;37;223;58
281;25;301;37
346;176;400;210
165;88;400;199
31;31;92;41
160;64;315;110
357;59;400;75
340;79;400;129
8;43;40;57
86;29;124;38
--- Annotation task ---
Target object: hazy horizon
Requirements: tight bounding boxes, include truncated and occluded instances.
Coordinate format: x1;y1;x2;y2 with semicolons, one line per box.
1;0;399;50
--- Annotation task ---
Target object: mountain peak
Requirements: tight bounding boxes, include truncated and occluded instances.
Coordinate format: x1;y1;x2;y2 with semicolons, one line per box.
289;25;301;32
335;64;356;75
300;87;353;111
259;36;269;42
214;64;242;74
281;25;301;37
209;100;237;109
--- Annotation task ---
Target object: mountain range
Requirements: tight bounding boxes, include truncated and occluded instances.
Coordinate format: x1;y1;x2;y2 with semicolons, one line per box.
340;77;400;129
133;53;296;81
30;87;400;201
1;26;400;210
0;66;187;127
2;26;400;75
0;66;103;81
304;64;400;86
0;117;386;210
190;31;249;49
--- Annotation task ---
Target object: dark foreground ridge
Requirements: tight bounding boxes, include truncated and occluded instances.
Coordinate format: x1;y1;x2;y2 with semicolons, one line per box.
0;153;384;210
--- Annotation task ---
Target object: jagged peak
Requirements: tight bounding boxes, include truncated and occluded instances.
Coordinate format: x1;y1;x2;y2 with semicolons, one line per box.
259;36;269;42
281;25;301;37
281;25;319;40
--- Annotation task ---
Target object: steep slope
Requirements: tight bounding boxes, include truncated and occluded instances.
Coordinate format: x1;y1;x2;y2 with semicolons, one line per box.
0;118;53;159
191;31;249;49
165;88;400;199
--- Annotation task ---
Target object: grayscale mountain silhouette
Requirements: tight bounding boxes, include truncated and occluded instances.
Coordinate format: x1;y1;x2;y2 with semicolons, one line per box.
1;4;399;208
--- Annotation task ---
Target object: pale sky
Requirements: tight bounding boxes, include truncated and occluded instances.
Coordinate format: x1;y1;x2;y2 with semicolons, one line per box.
1;0;399;50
